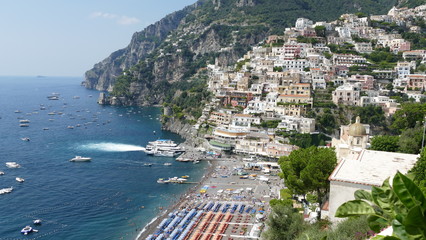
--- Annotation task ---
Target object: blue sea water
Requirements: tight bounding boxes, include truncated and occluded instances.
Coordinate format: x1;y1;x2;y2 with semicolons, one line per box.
0;76;206;240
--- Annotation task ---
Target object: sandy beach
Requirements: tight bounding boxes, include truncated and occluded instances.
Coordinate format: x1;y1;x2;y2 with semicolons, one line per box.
137;151;282;240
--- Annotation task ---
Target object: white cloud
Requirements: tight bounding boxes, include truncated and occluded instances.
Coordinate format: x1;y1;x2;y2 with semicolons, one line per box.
90;11;140;25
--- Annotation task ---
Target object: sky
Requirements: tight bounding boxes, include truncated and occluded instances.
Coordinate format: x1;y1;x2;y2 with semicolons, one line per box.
0;0;197;77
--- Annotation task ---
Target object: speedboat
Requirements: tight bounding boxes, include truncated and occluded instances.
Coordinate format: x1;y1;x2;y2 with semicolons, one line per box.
0;187;13;194
143;163;152;167
19;124;29;127
5;162;21;168
21;137;30;141
164;163;172;166
0;171;4;175
33;219;42;225
16;177;25;183
157;178;167;184
19;119;30;123
193;160;200;164
69;156;91;162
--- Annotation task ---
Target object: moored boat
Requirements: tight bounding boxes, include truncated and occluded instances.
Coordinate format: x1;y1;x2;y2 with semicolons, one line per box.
69;156;91;162
5;162;21;168
0;187;13;194
16;177;25;182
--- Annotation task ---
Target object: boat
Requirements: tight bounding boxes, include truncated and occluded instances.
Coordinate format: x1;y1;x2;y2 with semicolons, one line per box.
167;177;188;183
193;160;200;164
67;126;74;129
5;162;21;168
143;163;152;167
43;128;49;130
47;95;59;100
19;124;29;127
0;172;4;175
0;187;13;194
33;219;42;225
14;110;22;113
48;112;56;115
19;119;30;123
21;137;30;141
164;163;172;166
16;177;25;182
69;156;91;162
157;178;167;184
73;96;80;99
21;226;38;235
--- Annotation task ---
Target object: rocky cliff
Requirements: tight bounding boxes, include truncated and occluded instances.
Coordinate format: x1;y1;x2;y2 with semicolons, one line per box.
85;0;401;105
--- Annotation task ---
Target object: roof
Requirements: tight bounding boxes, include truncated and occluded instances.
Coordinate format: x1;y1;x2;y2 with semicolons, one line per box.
329;149;418;186
348;116;367;136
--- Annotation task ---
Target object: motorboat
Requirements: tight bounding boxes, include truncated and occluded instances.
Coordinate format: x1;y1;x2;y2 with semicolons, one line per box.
164;163;172;166
16;177;25;183
67;126;74;129
193;160;200;164
19;124;29;127
143;163;152;167
0;187;13;194
167;177;187;184
19;119;30;123
5;162;21;168
157;178;167;184
0;171;4;175
33;219;42;225
21;137;30;141
14;110;22;113
21;226;38;235
47;95;59;100
69;156;92;162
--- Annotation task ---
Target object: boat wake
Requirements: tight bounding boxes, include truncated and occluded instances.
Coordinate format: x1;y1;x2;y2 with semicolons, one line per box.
78;142;145;152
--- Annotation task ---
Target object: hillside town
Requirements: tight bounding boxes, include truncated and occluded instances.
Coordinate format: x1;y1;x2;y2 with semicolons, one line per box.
187;3;426;224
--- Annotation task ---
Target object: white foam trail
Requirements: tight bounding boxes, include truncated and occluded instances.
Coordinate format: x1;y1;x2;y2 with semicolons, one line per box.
80;142;145;152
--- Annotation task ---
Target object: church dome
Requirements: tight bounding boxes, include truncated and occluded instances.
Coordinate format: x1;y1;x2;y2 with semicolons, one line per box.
349;116;366;136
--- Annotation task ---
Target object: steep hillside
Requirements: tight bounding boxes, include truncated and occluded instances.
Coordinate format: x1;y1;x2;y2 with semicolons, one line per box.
85;0;401;105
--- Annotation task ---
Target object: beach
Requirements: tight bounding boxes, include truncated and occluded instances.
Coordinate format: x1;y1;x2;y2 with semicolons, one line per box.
137;151;282;240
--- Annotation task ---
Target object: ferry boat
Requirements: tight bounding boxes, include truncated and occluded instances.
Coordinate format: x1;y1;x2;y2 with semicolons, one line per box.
5;162;21;168
69;156;91;162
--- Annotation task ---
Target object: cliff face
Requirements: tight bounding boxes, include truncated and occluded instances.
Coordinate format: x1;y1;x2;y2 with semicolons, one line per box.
84;4;197;91
85;0;399;105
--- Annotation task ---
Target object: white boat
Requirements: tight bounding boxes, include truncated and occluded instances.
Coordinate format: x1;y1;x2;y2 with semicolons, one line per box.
0;187;13;194
21;226;37;235
157;178;167;184
164;163;172;166
19;119;30;123
47;95;59;100
16;177;25;183
143;163;153;167
33;219;42;225
0;171;4;175
5;162;21;168
193;160;200;164
69;156;92;162
19;124;29;127
14;110;21;113
67;126;74;129
21;137;30;141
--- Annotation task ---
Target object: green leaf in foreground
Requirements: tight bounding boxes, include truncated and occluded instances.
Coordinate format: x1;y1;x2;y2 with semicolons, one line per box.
335;200;376;217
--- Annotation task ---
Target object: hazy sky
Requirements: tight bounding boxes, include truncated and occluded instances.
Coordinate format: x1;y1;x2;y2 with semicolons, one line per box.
0;0;197;77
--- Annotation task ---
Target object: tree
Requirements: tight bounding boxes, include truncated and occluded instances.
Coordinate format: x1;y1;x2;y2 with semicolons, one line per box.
370;135;399;152
398;125;423;154
262;205;306;240
391;103;426;133
279;147;337;219
335;172;426;240
410;147;426;195
314;25;326;37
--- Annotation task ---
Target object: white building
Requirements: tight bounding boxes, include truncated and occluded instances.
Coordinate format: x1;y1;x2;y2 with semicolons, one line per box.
327;150;418;221
277;116;315;133
332;83;361;106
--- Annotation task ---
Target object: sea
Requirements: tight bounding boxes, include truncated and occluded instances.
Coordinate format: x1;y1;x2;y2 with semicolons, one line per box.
0;76;207;240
